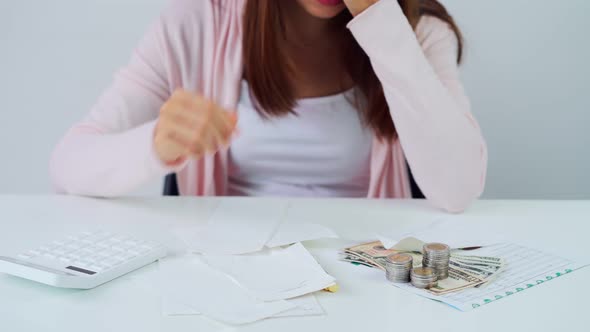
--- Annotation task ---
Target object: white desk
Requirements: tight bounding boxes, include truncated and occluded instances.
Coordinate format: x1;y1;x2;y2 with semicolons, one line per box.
0;195;589;332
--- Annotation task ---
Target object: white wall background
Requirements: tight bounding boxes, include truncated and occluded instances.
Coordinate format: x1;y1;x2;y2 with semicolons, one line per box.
0;0;588;198
443;0;590;199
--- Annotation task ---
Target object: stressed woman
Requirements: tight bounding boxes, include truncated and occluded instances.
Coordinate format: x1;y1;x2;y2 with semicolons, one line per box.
50;0;487;212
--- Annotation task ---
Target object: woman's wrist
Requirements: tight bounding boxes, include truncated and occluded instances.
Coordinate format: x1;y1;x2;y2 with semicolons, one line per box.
343;0;380;17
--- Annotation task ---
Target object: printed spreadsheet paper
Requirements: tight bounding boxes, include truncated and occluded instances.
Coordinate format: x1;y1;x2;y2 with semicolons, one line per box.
392;243;588;311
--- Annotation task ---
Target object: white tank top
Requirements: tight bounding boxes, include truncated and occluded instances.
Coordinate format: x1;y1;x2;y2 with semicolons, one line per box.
227;81;372;198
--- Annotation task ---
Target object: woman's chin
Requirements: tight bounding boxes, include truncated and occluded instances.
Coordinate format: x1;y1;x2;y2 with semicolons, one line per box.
298;0;347;19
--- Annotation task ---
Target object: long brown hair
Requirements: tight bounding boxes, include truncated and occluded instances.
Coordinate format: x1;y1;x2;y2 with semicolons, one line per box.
243;0;463;141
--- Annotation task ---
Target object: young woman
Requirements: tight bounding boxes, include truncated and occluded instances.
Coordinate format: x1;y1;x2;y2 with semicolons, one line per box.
50;0;487;212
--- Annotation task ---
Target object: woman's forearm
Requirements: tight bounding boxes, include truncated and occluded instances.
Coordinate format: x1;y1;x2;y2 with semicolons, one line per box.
348;0;488;212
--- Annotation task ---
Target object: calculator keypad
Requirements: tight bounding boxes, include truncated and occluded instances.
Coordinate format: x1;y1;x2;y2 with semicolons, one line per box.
17;231;163;274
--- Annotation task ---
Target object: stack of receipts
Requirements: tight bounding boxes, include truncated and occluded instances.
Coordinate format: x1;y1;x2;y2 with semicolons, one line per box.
154;199;339;325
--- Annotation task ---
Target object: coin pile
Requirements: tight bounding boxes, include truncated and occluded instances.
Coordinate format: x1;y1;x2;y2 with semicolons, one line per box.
384;253;413;283
410;267;438;289
422;243;451;280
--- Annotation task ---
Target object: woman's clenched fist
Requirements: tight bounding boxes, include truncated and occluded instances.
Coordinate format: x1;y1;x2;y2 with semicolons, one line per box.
154;90;237;165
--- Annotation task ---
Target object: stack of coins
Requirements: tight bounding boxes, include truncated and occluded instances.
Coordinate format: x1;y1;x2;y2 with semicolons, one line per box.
385;253;413;283
410;267;438;289
422;243;451;280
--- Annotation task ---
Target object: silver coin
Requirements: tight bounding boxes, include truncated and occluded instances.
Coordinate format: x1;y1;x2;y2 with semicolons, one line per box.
411;267;436;277
410;267;437;289
385;254;413;284
422;243;451;281
423;243;450;253
388;253;413;264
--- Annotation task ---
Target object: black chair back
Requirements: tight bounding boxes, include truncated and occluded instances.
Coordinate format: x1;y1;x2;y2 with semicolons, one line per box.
407;164;425;199
163;173;180;196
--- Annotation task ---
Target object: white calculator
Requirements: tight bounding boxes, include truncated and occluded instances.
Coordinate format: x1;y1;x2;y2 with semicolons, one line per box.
0;231;167;289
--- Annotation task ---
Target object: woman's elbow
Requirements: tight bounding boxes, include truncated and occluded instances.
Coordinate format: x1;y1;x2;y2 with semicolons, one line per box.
49;149;115;198
429;187;482;213
425;163;487;214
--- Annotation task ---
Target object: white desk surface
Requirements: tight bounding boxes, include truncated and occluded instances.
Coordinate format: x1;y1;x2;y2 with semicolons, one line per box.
0;195;589;331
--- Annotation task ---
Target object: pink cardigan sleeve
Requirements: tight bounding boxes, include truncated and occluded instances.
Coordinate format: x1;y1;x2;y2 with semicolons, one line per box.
50;5;189;196
348;0;488;212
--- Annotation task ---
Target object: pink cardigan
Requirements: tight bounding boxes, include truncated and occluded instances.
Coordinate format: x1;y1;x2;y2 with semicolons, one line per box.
50;0;488;212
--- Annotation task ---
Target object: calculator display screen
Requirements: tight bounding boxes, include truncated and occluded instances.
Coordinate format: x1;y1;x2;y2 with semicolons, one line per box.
66;266;96;275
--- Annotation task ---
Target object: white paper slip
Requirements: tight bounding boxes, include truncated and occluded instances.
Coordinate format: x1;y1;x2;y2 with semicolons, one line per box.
162;293;324;318
273;294;324;318
383;237;425;253
162;298;200;316
158;255;295;324
390;243;589;311
379;218;508;250
169;226;202;253
266;223;338;248
202;243;336;302
186;199;289;255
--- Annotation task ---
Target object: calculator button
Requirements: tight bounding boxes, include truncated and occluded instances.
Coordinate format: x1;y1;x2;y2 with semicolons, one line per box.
60;241;74;248
80;248;93;255
89;265;104;272
102;258;122;267
117;253;135;261
96;241;111;249
113;235;129;242
67;254;81;261
128;247;146;255
112;244;130;252
66;243;82;250
79;260;94;267
111;246;123;252
39;245;56;251
141;241;159;249
85;234;107;243
124;240;138;246
95;251;110;258
96;232;114;239
125;251;138;258
112;255;127;263
68;252;82;259
90;255;106;263
83;257;96;264
83;236;100;243
43;252;57;259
